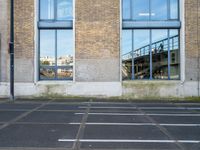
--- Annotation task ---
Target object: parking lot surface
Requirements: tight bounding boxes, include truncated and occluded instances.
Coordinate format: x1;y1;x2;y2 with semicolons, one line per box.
0;99;200;150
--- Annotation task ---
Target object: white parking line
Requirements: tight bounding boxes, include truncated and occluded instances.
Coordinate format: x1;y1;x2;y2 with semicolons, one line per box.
79;106;200;110
75;112;200;116
58;139;200;144
69;122;200;127
79;106;137;109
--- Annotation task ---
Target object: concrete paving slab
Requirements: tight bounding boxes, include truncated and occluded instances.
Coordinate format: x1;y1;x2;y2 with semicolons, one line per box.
0;103;40;110
83;125;169;140
150;116;200;124
0;124;79;148
80;142;180;149
17;111;82;123
0;111;26;122
87;115;151;123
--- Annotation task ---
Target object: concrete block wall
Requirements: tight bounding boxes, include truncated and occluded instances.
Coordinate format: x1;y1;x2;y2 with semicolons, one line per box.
75;0;120;82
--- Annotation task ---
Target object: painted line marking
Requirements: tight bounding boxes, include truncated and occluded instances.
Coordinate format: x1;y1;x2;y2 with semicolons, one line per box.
79;106;200;110
75;113;200;116
79;106;137;109
69;122;200;126
58;139;200;144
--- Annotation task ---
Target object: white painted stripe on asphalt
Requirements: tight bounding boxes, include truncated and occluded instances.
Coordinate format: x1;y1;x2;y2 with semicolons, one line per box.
79;106;137;109
69;122;200;126
58;139;200;143
79;106;200;110
75;112;200;116
70;122;156;126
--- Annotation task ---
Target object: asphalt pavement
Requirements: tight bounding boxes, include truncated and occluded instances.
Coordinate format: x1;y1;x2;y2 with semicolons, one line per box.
0;99;200;150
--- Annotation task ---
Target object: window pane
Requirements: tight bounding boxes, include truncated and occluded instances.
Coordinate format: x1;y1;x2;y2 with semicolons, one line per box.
123;0;131;20
40;30;55;66
57;68;73;79
133;0;150;21
151;0;167;20
122;30;132;80
57;0;73;20
40;68;56;79
170;29;179;79
134;30;150;79
40;0;54;20
57;30;73;66
152;30;168;79
170;0;178;20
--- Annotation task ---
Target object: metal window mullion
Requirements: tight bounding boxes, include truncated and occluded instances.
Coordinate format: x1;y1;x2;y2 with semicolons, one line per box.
150;29;152;80
149;0;151;21
54;0;57;21
130;0;133;20
132;30;135;80
167;0;170;20
55;30;58;80
39;30;41;80
168;29;171;80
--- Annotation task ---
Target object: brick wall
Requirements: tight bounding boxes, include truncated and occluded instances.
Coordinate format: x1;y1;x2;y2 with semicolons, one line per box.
75;0;120;82
13;0;35;82
185;0;200;81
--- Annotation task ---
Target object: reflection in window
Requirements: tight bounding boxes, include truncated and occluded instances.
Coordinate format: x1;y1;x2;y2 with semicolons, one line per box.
152;30;168;79
40;0;73;20
57;68;73;79
57;0;73;20
122;30;132;80
40;68;56;79
40;30;55;66
40;30;73;80
134;30;150;79
40;0;54;20
122;29;180;80
170;0;178;20
122;0;131;20
122;0;179;21
57;30;73;66
151;0;167;20
133;0;150;21
170;30;179;79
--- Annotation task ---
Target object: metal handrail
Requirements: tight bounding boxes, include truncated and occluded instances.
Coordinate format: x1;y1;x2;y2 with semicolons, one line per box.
122;35;179;60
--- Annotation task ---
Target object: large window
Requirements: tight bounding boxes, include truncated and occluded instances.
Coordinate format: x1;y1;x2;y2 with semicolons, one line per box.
122;0;180;80
122;29;179;80
122;0;179;21
39;0;73;80
40;30;73;80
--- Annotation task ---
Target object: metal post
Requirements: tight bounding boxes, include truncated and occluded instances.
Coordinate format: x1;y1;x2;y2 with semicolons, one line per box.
9;0;14;100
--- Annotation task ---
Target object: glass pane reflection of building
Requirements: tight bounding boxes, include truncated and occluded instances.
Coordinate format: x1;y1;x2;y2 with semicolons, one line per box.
40;30;73;80
152;30;168;79
134;30;150;79
122;29;180;80
122;0;179;21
